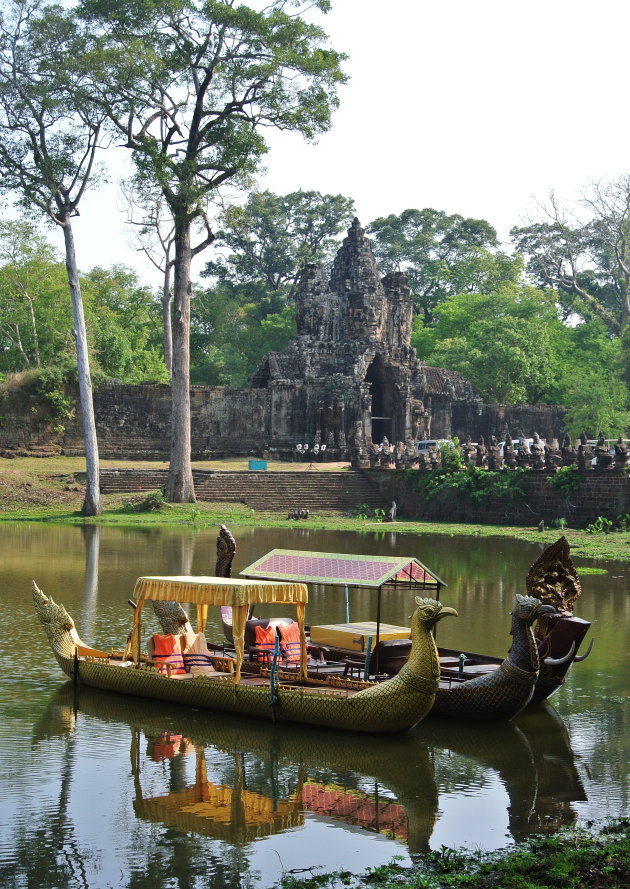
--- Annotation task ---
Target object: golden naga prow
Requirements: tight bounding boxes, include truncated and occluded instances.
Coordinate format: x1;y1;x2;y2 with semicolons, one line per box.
32;578;457;734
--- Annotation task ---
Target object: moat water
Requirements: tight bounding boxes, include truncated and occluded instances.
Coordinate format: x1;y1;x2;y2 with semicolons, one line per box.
1;524;628;889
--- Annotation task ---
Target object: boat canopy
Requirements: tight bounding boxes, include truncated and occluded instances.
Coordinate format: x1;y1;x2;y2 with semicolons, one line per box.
240;550;446;591
130;575;309;681
240;550;446;663
133;575;308;606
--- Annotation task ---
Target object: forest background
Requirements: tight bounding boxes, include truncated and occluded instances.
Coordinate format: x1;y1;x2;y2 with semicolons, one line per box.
2;183;630;442
0;0;629;467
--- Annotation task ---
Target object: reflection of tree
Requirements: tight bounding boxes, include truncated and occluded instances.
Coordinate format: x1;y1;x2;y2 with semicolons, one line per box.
80;524;100;641
1;714;89;889
164;535;197;577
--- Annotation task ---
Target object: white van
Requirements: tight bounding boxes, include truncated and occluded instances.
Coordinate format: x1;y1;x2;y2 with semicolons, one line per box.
416;439;455;454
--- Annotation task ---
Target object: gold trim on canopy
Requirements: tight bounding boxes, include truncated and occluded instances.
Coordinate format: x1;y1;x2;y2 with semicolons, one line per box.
133;576;308;606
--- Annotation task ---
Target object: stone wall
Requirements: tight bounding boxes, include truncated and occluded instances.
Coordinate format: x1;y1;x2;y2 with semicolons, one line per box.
62;383;273;459
0;383;63;456
365;469;630;529
0;379;568;461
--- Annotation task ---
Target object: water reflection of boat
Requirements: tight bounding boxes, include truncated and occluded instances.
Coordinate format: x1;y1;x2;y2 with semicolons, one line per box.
33;575;456;734
133;740;306;843
38;684;439;852
413;702;587;840
36;683;586;852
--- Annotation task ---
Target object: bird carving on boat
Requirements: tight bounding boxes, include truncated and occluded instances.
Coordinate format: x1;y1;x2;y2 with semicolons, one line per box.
431;594;556;721
286;596;457;732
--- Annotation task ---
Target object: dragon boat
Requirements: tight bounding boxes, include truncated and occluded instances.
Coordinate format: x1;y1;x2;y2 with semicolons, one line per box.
435;536;592;707
32;574;458;734
152;530;592;721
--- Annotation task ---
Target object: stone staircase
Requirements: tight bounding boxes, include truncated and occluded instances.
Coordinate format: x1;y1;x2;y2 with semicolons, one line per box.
98;469;387;513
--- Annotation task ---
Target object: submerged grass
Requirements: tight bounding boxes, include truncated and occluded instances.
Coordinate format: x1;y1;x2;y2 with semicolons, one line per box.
277;821;630;889
1;457;629;564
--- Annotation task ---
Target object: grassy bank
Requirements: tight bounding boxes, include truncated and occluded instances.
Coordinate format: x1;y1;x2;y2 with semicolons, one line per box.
278;821;630;889
1;457;629;563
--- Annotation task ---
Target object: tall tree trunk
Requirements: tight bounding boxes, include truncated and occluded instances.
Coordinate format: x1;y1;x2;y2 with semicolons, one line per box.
162;256;173;377
165;219;196;503
62;218;101;516
25;291;41;366
12;322;30;368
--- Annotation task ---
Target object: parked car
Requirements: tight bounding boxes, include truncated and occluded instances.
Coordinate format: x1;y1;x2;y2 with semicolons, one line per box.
416;439;454;454
498;438;535;456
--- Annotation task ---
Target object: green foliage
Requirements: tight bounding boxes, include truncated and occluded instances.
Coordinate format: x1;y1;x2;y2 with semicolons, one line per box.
0;220;73;372
511;177;630;335
550;517;568;530
586;515;614;534
368;207;522;324
617;513;630;532
411;464;527;506
353;505;386;522
547;467;582;494
82;265;168;383
124;491;167;512
586;513;630;534
555;320;630;437
411;284;561;403
560;370;630;440
33;369;73;421
278;822;630;889
205;189;355;290
439;438;463;472
191;286;297;385
414;285;630;429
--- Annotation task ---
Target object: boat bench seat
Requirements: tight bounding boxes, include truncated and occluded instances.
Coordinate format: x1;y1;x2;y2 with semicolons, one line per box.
147;633;235;678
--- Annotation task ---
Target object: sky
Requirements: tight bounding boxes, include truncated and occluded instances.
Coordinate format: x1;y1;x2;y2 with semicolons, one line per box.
40;0;630;285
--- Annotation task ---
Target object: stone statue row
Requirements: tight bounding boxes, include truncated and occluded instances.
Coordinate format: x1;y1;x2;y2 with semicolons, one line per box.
354;432;629;472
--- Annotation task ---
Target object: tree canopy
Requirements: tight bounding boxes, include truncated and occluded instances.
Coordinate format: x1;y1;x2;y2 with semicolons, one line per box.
0;0;107;514
511;177;630;336
78;0;347;501
368;208;523;324
412;284;561;404
205;189;355;292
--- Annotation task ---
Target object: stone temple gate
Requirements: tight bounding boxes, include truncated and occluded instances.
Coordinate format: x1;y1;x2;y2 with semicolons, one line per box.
0;218;564;460
249;218;483;456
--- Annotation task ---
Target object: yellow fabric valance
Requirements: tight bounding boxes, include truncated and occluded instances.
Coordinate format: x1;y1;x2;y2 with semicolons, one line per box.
133;575;309;607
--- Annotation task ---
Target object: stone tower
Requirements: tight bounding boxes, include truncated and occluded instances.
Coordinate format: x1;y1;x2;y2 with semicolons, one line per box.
250;219;478;454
